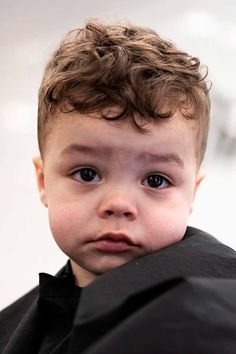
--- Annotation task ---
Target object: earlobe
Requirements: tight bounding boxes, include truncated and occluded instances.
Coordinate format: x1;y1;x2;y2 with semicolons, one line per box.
32;156;48;207
39;190;48;207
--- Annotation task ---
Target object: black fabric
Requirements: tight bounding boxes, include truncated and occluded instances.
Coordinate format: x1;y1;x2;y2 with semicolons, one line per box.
1;226;236;354
37;265;81;353
0;287;38;352
74;277;236;354
0;261;81;354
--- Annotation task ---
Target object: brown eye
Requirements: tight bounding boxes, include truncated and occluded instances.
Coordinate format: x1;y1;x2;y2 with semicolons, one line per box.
72;168;100;183
143;174;169;189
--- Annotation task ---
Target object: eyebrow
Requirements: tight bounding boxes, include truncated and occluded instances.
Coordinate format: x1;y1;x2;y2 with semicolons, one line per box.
59;144;110;157
59;144;185;168
137;151;185;168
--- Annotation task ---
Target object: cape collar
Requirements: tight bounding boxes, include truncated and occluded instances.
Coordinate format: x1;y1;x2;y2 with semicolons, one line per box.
38;261;81;317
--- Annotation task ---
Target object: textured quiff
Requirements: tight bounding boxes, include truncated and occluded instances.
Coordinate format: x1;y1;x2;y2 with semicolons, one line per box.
38;19;210;165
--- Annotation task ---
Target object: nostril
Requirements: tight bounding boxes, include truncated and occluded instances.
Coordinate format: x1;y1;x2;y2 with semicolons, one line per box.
105;210;131;217
106;210;113;216
98;201;137;220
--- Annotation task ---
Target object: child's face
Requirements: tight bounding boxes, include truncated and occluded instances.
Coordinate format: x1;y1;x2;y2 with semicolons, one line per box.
34;111;203;286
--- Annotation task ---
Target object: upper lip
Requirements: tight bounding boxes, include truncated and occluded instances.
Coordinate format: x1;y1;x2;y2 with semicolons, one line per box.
96;232;135;246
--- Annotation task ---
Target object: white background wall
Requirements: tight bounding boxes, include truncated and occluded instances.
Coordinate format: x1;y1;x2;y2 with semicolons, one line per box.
1;0;236;310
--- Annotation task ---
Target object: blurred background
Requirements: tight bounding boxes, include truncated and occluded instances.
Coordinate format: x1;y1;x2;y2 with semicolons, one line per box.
1;0;236;310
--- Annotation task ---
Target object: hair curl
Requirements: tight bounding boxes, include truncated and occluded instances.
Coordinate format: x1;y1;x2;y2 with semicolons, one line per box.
38;19;210;165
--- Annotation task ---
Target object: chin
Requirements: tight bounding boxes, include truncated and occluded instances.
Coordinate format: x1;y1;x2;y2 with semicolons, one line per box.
88;256;134;275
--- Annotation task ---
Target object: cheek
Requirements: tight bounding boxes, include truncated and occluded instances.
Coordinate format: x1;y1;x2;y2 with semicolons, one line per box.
47;202;87;251
144;204;191;250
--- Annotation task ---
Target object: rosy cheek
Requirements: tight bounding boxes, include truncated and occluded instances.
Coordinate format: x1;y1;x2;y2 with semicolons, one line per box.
145;208;189;251
48;205;75;246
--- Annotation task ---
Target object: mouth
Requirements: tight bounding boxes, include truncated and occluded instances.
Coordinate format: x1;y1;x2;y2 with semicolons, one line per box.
93;232;136;252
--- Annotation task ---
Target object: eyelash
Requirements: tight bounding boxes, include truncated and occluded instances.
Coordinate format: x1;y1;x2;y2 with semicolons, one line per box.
142;174;170;189
70;167;171;189
70;167;101;183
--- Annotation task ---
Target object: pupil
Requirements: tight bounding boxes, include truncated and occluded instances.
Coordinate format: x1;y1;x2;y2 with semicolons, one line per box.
81;168;96;181
148;175;162;187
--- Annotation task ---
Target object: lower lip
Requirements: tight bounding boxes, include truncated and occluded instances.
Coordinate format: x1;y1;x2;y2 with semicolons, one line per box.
94;239;133;252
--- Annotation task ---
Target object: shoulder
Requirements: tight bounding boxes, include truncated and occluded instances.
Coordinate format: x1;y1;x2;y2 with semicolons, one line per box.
184;226;236;254
0;286;39;351
0;286;39;321
131;226;236;280
180;226;236;277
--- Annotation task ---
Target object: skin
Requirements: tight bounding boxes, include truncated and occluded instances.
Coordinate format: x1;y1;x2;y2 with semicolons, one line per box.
33;111;204;287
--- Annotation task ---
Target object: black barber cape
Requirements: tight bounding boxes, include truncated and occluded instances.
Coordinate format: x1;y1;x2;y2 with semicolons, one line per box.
1;226;236;354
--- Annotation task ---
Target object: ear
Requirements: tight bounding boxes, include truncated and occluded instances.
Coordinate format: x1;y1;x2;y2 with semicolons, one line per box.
194;169;206;197
32;156;48;207
189;169;205;215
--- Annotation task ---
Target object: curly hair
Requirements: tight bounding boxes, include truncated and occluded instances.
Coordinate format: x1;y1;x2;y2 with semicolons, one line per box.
38;19;210;165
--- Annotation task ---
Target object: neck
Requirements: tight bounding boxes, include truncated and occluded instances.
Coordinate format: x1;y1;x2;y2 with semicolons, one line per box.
70;259;97;287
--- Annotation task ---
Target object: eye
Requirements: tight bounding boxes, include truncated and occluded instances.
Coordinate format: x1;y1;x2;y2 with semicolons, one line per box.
71;167;101;183
142;174;169;189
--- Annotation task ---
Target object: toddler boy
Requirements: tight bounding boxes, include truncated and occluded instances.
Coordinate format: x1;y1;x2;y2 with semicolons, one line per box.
1;19;236;354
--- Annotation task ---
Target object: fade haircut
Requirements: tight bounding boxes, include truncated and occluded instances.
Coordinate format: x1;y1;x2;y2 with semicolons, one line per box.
38;19;210;165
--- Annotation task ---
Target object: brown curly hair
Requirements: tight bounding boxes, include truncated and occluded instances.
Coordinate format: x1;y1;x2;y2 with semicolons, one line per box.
38;19;210;165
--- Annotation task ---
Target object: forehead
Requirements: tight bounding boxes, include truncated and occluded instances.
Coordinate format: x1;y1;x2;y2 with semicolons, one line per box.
44;111;196;165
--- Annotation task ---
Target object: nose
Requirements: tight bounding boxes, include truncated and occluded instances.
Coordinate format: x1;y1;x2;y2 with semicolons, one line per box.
97;191;137;221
